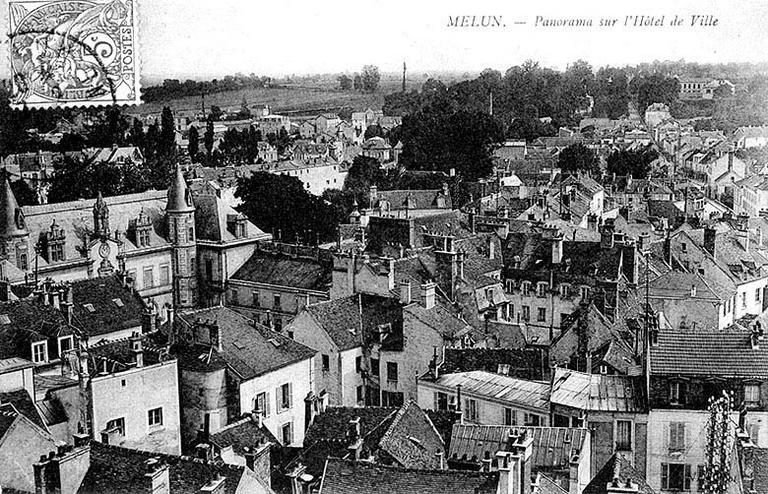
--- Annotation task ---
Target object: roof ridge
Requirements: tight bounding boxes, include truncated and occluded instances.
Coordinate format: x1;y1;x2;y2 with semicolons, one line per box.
325;456;498;477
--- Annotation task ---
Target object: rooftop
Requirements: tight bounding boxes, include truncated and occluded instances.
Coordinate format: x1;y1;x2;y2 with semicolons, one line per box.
424;371;550;411
550;368;647;413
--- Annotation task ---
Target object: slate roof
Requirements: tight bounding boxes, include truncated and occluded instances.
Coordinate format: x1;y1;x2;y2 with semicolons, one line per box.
304;406;398;447
440;348;547;381
209;416;278;457
550;368;647;413
319;458;499;494
79;442;268;494
230;251;331;291
0;403;18;439
71;276;146;339
744;447;768;494
449;424;588;471
303;294;402;351
582;453;655;494
0;299;73;360
425;371;550;411
536;473;569;494
192;184;269;244
174;306;315;380
87;335;168;376
0;389;46;429
650;327;768;378
377;401;445;470
372;189;451;211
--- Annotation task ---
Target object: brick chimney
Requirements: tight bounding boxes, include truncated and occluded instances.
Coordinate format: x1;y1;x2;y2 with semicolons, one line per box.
507;430;533;494
495;451;522;494
399;279;412;305
435;236;459;300
130;332;144;367
420;282;436;310
199;475;226;494
33;444;91;494
600;219;615;249
145;458;170;494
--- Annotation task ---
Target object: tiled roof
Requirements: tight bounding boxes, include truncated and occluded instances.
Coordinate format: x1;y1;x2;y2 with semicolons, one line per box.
449;424;588;471
440;348;547;381
550;368;647;413
230;251;331;291
378;401;445;470
303;294;401;351
582;453;655;494
71;276;146;338
79;442;264;494
650;327;768;378
319;458;499;494
209;416;278;457
372;189;451;211
174;306;315;380
305;407;398;446
426;371;550;411
536;473;569;494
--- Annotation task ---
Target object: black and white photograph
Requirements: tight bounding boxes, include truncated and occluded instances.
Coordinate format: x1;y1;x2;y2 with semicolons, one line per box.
0;0;767;492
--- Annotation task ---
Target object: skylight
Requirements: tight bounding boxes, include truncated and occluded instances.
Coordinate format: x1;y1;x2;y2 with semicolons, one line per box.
268;338;281;348
83;303;96;313
0;315;10;325
233;341;245;350
112;298;124;307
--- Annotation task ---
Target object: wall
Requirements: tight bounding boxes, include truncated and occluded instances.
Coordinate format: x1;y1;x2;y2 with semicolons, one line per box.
237;357;314;447
339;347;364;407
227;280;328;330
91;360;182;455
0;366;34;396
0;418;58;493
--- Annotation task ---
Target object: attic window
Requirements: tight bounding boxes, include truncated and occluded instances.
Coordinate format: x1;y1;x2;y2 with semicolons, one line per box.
112;298;124;308
0;314;10;325
83;303;96;313
407;436;424;448
497;364;510;376
268;338;282;348
233;341;245;350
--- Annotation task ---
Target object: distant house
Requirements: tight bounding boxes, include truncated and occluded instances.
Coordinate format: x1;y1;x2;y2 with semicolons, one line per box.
734;126;768;149
361;137;393;162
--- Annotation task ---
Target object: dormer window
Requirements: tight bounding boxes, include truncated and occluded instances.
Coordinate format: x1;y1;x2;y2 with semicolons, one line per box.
580;286;590;301
536;282;548;297
42;220;66;263
130;209;153;247
560;284;572;298
521;281;531;296
669;381;686;405
31;341;47;364
58;335;73;356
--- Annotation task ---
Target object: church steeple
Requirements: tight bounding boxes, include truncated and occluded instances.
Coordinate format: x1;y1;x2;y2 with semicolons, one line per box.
167;165;195;213
93;191;110;238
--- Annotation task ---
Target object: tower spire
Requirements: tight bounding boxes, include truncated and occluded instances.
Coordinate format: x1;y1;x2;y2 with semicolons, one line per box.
167;164;195;213
0;168;27;239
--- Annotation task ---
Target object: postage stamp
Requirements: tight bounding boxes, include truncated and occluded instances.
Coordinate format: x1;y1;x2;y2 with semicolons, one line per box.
7;0;140;108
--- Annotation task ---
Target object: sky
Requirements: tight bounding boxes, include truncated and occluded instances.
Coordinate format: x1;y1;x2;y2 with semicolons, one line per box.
2;0;768;80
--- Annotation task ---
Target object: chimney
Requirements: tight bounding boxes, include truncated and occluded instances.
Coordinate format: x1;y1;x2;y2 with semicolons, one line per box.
551;231;563;264
600;219;615;249
488;237;496;260
751;326;763;350
690;284;697;298
637;233;650;253
428;347;440;380
130;332;144;367
34;455;51;494
399;279;412;305
199;475;226;494
650;328;659;347
481;451;493;472
195;443;213;462
251;408;263;428
496;451;522;494
569;454;581;494
347;417;363;460
142;305;157;333
435;236;458;300
435;451;445;470
420;282;436;310
34;445;91;494
457;252;465;280
508;430;534;494
605;459;639;494
469;208;476;234
663;233;672;266
243;446;256;471
209;323;222;352
145;459;171;494
455;384;464;424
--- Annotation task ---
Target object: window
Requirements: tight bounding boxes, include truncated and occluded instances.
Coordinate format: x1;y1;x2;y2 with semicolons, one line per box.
148;407;163;427
435;392;449;411
560;284;571;298
143;267;154;289
281;422;293;445
669;422;686;452
31;341;47;363
746;384;761;406
742;292;747;309
50;242;65;262
355;356;362;373
106;417;125;436
681;242;687;252
255;392;269;417
188;227;194;242
504;408;517;426
522;306;530;321
205;259;213;281
536;283;547;297
669;381;685;405
580;286;590;300
464;398;478;421
370;358;380;377
697;465;706;492
277;383;292;411
138;229;151;247
321;354;330;371
274;318;282;332
252;291;260;307
159;265;170;286
661;463;692;491
757;289;762;303
356;386;364;403
387;362;399;382
524;413;541;426
537;307;547;322
616;420;632;450
521;282;531;296
274;294;282;310
18;251;27;271
58;336;73;356
231;289;239;305
382;391;404;407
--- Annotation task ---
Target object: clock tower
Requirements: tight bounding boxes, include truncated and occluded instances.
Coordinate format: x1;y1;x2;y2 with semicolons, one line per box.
166;164;197;308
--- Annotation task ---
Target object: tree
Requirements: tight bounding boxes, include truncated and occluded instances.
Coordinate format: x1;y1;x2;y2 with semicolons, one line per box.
557;144;600;176
343;156;389;206
159;106;176;158
338;74;353;90
10;179;38;206
130;118;144;148
364;124;384;140
629;73;680;115
204;120;215;158
238;96;251;118
236;172;344;244
606;147;658;179
353;73;362;91
188;126;200;162
700;394;734;494
361;65;381;92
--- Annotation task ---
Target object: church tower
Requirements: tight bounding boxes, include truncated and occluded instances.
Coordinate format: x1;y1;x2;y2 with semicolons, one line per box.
0;172;29;272
93;191;110;239
167;165;197;308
